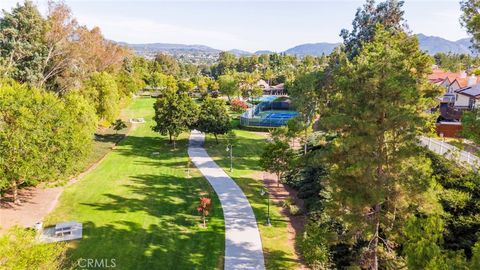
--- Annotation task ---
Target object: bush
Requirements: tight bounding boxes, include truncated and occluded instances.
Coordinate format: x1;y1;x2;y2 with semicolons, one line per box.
210;90;219;98
288;205;302;216
299;221;332;269
282;197;295;208
0;227;67;269
230;99;248;113
238;125;275;132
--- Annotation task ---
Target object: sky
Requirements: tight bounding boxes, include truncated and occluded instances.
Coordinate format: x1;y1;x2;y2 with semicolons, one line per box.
0;0;470;52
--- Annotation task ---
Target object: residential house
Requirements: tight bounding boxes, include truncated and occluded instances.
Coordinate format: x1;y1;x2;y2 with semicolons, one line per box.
450;75;480;94
257;79;270;90
256;80;287;95
436;75;480;137
428;69;462;92
455;83;480;109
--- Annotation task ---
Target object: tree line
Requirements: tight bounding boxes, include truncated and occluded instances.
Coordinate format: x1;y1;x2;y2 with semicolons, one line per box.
260;0;480;269
0;1;131;204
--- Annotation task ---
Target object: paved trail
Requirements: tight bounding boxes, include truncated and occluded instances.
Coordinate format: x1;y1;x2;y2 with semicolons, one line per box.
188;131;265;270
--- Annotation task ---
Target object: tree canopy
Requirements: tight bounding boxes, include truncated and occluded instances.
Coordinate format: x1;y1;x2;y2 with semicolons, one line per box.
305;25;440;268
195;97;231;143
0;80;97;203
152;89;198;148
340;0;406;58
461;0;480;51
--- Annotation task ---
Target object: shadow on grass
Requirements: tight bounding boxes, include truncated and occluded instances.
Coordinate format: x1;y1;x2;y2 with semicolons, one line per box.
265;250;303;270
81;174;221;218
94;133;126;144
66;219;224;270
114;135;190;160
63;132;225;269
204;134;266;171
71;173;224;269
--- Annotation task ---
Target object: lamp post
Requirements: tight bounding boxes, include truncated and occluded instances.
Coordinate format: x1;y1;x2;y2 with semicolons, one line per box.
260;188;271;226
226;144;233;172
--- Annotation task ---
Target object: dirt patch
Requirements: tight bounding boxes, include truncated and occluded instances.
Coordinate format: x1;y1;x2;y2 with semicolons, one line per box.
0;147;110;233
251;171;310;270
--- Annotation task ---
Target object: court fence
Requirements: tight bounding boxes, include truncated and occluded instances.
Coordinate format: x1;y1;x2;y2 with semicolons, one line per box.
240;103;298;127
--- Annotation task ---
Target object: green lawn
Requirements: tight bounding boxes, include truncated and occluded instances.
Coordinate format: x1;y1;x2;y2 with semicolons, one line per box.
45;97;224;269
204;129;301;270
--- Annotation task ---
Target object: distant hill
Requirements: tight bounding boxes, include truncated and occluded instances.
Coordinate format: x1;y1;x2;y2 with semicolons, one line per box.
416;34;475;55
228;49;252;56
254;50;275;55
123;43;220;53
283;42;340;56
121;34;478;63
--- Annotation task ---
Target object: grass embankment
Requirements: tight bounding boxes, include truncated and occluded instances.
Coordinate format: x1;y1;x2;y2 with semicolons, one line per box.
45;97;225;269
204;129;301;270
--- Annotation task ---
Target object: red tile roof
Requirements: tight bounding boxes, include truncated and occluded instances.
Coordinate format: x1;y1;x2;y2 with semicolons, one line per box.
428;69;459;82
452;77;480;88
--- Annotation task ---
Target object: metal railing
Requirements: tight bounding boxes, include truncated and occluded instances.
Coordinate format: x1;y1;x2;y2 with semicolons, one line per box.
419;136;480;171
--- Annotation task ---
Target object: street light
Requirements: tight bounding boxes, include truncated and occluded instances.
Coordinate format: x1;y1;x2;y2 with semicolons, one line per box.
226;144;233;172
260;188;271;226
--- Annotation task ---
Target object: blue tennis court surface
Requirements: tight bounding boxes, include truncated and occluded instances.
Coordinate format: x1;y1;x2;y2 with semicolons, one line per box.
240;97;299;127
257;110;298;119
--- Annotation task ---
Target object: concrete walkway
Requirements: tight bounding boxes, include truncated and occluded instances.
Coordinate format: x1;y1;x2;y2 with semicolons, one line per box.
188;131;266;270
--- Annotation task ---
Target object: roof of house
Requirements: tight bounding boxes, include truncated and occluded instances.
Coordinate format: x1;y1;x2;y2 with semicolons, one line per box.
428;69;459;82
257;80;270;88
452;76;480;89
272;83;284;90
457;84;480;99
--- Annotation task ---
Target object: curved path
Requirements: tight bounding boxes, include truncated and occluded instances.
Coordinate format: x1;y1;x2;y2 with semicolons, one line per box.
188;131;265;270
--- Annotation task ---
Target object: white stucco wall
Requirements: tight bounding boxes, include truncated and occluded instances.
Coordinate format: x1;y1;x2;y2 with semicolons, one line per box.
454;93;471;107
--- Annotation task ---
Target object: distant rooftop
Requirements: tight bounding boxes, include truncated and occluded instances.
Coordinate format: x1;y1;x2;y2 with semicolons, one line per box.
457;84;480;99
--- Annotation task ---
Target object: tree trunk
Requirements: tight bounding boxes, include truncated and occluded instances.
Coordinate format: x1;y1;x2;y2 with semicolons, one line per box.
304;128;308;155
12;180;19;205
371;204;381;270
203;215;206;227
169;133;173;143
173;137;176;150
214;134;218;144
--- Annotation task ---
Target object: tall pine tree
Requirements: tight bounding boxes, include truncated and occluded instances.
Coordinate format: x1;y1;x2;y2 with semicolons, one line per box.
321;26;438;269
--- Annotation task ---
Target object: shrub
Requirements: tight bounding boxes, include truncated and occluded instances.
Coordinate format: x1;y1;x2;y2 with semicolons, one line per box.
282;197;295;208
230;99;248;113
288;205;302;216
210;90;219;98
299;221;332;269
0;227;67;269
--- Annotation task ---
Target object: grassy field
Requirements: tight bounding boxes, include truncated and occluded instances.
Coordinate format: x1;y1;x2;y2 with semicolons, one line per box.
204;129;301;270
45;97;225;269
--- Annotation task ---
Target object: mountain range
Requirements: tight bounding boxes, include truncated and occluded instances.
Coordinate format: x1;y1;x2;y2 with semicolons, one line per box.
122;34;477;63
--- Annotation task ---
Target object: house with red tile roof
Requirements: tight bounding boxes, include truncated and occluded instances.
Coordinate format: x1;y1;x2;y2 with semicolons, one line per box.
449;75;480;93
432;69;480;138
428;69;472;93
